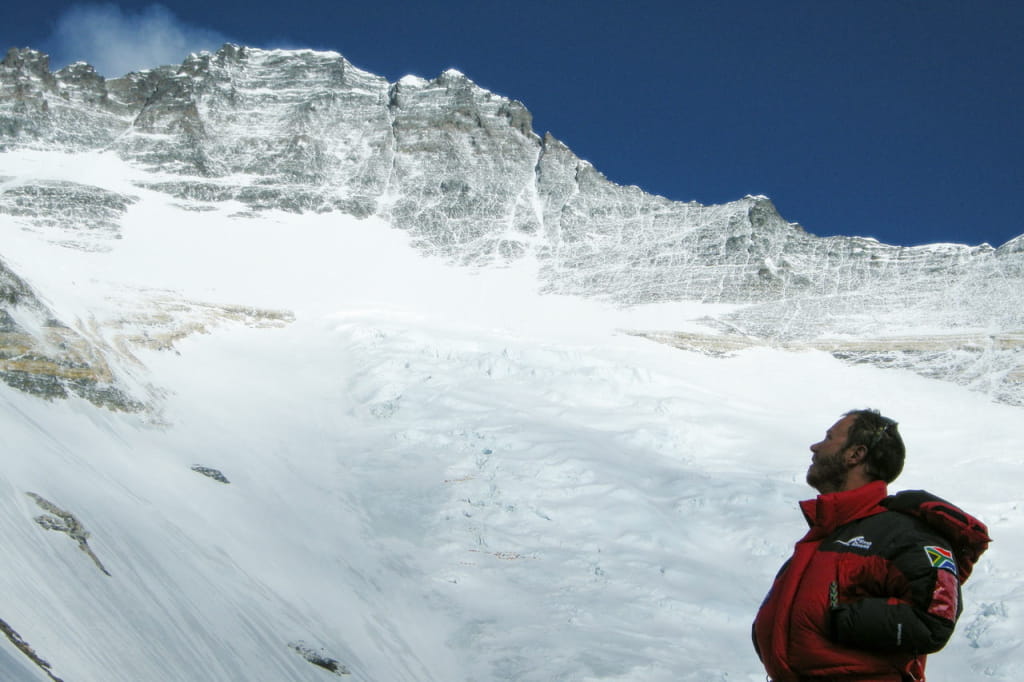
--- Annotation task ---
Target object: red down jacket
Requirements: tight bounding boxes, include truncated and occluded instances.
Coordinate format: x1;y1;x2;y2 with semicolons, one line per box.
752;480;990;681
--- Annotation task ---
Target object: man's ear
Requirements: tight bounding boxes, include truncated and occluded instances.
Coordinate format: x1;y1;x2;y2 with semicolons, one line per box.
844;444;868;466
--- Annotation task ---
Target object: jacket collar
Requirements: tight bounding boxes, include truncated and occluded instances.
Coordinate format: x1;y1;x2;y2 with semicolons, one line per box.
799;479;888;540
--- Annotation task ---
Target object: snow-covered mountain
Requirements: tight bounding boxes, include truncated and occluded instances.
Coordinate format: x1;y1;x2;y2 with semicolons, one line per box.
0;45;1021;681
2;44;1022;408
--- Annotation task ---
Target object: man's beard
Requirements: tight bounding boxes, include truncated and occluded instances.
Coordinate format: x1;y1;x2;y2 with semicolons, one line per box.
806;448;850;493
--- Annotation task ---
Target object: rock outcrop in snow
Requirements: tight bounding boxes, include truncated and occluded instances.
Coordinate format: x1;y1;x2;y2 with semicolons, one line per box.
0;616;65;682
0;255;141;409
28;492;112;577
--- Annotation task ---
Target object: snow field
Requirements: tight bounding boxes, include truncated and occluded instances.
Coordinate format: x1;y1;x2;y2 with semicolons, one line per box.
0;150;1021;680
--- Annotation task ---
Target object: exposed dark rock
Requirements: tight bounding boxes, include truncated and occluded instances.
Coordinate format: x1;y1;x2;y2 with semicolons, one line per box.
27;492;112;576
288;641;351;676
1;257;142;410
191;466;230;484
0;256;34;305
0;616;66;682
0;180;137;249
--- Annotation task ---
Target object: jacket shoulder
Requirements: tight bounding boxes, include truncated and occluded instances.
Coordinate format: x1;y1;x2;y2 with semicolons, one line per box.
881;489;991;583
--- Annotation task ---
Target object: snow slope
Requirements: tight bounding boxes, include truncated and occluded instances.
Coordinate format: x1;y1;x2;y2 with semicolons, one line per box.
1;150;1021;680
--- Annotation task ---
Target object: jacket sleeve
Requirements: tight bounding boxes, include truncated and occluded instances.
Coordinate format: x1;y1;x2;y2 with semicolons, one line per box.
830;528;961;654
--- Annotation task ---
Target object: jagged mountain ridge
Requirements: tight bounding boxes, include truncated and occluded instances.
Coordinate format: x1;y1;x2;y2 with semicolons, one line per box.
1;44;1022;405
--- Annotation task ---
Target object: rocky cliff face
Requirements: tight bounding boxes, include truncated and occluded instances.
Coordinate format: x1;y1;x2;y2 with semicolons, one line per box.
1;44;1022;404
0;254;140;409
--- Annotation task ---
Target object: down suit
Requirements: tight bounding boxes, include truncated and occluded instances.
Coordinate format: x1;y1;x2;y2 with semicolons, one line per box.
752;480;989;681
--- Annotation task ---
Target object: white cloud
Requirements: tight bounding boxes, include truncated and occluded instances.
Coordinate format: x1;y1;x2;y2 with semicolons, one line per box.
44;3;232;76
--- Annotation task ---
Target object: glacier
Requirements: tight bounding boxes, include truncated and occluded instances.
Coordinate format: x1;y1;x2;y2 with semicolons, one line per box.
0;45;1022;680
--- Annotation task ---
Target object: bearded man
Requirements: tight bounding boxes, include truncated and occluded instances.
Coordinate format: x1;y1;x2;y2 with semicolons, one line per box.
752;409;990;681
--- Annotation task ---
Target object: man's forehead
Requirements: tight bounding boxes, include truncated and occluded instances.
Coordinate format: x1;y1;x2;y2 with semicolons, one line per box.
828;415;857;435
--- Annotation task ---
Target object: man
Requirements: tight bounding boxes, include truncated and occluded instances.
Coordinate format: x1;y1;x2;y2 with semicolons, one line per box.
753;409;990;681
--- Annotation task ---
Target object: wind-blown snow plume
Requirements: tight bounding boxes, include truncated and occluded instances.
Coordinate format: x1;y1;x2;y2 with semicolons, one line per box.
43;3;231;76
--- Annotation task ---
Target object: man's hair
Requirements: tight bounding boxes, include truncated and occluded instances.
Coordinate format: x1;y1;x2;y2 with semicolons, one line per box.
843;408;905;483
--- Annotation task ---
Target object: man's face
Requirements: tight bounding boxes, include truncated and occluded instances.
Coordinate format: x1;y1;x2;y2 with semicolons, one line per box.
806;415;857;493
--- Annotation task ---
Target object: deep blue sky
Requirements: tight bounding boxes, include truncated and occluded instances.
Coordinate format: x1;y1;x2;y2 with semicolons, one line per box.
4;1;1022;247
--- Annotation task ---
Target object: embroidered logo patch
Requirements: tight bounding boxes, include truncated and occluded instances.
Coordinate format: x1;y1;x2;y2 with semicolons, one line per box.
925;545;957;575
837;535;873;550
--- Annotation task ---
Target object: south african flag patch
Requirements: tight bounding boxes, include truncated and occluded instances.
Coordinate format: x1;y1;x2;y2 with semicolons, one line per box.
925;545;957;575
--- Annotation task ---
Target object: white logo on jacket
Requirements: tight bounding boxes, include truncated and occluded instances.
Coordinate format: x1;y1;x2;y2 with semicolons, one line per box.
836;535;873;550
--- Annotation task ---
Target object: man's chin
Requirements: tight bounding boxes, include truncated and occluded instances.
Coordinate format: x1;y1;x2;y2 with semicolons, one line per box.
806;466;847;493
